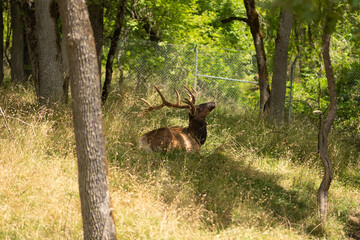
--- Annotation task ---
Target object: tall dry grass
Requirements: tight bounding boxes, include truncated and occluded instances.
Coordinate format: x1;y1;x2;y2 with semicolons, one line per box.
0;84;359;239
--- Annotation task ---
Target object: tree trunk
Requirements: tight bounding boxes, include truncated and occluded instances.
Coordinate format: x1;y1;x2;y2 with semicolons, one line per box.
21;0;40;97
269;8;293;123
101;0;127;104
87;0;103;77
58;0;117;239
243;0;271;115
10;0;25;84
221;0;271;115
35;0;64;105
0;0;3;85
318;6;337;224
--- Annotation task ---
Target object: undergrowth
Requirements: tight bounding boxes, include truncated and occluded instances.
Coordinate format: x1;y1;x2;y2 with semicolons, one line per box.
0;85;359;239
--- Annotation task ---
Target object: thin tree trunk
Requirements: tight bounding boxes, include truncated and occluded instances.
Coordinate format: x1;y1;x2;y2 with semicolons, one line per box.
0;0;3;85
21;0;40;97
318;5;337;224
101;0;127;104
11;0;25;84
221;0;271;115
269;8;293;122
243;0;271;115
59;0;117;239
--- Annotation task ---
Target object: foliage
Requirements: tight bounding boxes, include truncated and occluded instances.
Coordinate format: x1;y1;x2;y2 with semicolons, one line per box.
118;39;259;107
335;62;360;146
103;0;360;142
105;0;254;49
291;74;329;118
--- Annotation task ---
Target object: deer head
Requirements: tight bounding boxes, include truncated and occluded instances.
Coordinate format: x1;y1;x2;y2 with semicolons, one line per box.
138;85;216;152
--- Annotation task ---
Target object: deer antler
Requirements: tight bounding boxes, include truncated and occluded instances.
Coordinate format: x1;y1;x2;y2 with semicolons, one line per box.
141;85;197;115
183;85;198;115
183;85;198;104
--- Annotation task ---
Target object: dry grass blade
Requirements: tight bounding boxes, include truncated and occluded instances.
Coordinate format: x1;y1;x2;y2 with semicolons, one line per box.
1;86;359;240
0;105;11;134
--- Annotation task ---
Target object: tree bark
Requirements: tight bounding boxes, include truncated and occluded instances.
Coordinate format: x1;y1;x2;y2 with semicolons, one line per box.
87;0;103;77
21;0;40;97
243;0;271;115
0;0;3;85
35;0;64;105
318;6;337;224
222;0;271;115
10;0;25;84
58;0;117;239
269;8;293;123
101;0;127;104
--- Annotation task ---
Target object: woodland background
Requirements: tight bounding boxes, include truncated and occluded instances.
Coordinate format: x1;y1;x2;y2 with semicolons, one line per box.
0;0;360;239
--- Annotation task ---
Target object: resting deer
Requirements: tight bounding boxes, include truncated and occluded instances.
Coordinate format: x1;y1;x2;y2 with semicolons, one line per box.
138;85;216;152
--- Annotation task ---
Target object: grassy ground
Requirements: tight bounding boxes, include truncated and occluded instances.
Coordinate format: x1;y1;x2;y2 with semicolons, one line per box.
0;84;359;239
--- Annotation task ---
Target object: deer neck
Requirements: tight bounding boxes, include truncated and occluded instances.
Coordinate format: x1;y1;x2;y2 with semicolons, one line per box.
185;119;207;146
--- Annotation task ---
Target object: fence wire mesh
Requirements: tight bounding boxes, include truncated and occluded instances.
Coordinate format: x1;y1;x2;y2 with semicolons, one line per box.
118;39;259;106
117;38;360;120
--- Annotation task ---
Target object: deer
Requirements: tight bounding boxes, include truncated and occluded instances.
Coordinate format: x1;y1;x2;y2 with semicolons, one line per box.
138;85;216;152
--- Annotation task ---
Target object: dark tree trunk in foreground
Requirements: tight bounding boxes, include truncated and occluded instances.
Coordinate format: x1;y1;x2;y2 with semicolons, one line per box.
318;6;337;224
0;1;4;86
101;0;127;104
11;0;25;84
0;0;3;85
269;8;293;122
59;0;117;239
221;0;271;115
21;0;40;96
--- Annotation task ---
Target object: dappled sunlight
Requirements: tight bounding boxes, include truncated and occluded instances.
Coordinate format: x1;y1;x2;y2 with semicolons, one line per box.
0;86;359;239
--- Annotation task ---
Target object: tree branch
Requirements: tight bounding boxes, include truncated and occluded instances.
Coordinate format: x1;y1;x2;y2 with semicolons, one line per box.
221;17;248;24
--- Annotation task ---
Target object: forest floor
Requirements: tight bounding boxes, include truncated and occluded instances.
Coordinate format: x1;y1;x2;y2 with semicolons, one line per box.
0;85;360;239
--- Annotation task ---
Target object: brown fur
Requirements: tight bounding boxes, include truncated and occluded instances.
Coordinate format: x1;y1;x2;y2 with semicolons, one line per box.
139;86;215;152
139;127;201;152
139;102;216;152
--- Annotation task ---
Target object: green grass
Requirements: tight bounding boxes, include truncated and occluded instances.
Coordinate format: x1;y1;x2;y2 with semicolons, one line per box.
0;84;359;239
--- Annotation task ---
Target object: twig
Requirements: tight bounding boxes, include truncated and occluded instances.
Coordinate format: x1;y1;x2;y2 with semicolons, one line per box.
6;116;36;136
0;106;11;134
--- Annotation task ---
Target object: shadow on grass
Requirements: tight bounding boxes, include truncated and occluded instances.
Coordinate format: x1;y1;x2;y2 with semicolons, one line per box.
116;147;317;234
180;151;313;227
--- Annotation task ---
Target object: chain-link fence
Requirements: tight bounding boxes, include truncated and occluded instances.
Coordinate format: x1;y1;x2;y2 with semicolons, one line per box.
117;38;360;118
118;39;260;106
117;38;360;140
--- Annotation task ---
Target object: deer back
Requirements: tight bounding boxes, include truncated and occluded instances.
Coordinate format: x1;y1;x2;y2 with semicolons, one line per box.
138;127;201;152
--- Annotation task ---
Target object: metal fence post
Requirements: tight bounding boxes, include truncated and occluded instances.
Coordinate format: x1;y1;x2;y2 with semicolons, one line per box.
288;56;298;122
